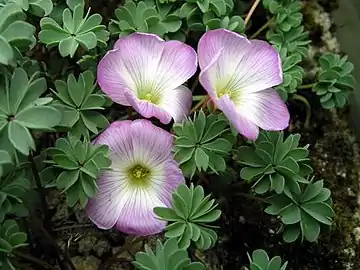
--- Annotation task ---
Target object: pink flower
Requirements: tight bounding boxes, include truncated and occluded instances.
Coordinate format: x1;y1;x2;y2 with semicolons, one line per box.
86;119;184;236
198;29;290;140
97;32;197;124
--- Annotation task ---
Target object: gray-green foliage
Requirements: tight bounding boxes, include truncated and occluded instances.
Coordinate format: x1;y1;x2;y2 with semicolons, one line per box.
314;53;356;109
237;131;312;195
173;111;236;179
0;220;27;270
0;3;36;66
45;136;110;207
39;2;109;57
0;68;61;156
109;0;183;39
154;184;220;250
0;170;30;223
133;238;205;270
1;0;53;17
265;178;334;242
50;70;110;139
245;249;288;270
180;0;244;33
276;48;304;100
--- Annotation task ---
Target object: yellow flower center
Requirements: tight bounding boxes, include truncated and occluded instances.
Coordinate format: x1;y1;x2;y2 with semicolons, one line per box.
128;164;151;187
137;87;161;105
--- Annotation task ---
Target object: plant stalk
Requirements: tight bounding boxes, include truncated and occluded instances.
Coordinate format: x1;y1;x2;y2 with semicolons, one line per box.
245;0;262;26
291;94;311;128
250;18;274;39
298;83;315;90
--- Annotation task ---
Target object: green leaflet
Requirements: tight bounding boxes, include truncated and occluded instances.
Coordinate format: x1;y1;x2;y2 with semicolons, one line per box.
46;136;110;207
264;178;334;243
154;183;220;250
314;53;356;109
0;3;36;65
237;131;312;195
133;238;205;270
174;111;236;179
245;249;288;270
51;70;110;139
39;2;109;57
0;68;61;156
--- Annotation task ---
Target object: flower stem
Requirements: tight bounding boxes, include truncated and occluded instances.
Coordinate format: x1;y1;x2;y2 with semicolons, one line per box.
298;83;315;90
250;18;274;39
245;0;262;26
291;94;311;128
190;77;199;92
190;96;209;113
29;153;48;218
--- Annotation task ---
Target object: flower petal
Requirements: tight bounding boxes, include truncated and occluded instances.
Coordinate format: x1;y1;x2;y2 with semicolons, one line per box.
198;29;283;95
86;170;128;230
130;119;174;167
124;88;172;124
216;95;259;140
238;88;290;131
98;33;197;109
158;85;193;123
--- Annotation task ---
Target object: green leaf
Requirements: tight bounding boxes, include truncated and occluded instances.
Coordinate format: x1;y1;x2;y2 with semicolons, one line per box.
8;121;34;155
56;170;80;190
194;148;209;171
15;106;61;129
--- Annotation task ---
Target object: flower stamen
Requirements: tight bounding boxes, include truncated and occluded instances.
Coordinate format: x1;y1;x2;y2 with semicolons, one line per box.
128;164;151;187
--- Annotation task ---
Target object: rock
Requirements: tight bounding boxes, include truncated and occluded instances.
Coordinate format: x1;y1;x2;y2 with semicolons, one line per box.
71;256;100;270
94;238;110;257
77;235;97;255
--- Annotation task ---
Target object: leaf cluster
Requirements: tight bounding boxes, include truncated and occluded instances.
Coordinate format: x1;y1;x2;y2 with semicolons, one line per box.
2;0;53;17
173;111;236;179
245;249;288;270
39;2;109;57
0;3;36;66
0;68;61;156
133;238;205;270
109;1;183;40
154;184;220;250
0;219;27;270
314;53;356;109
265;178;334;242
180;0;244;33
45;136;110;207
237;131;312;195
51;70;110;139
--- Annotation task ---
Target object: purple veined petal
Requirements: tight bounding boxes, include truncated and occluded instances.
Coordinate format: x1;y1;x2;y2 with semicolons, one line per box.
123;88;172;124
86;170;128;229
216;95;259;140
198;29;283;96
158;85;193;123
97;32;197;123
130;119;174;167
237;88;290;131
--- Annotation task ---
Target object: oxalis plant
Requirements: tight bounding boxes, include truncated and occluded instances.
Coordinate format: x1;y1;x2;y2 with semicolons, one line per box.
0;0;354;269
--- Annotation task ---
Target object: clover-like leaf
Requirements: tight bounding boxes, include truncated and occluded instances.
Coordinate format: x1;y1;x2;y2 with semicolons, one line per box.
314;53;356;109
237;131;312;195
109;1;182;38
0;68;61;155
267;0;302;32
46;136;110;207
0;151;11;178
0;3;36;65
50;70;110;138
2;0;53;16
133;238;205;270
154;183;220;250
204;13;245;33
275;48;304;101
267;25;310;58
0;170;30;223
39;3;109;57
245;249;288;270
174;110;236;179
0;219;27;269
264;178;334;243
